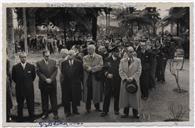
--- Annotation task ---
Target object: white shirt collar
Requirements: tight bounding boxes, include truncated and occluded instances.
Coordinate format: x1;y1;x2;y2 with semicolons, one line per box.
44;59;49;64
112;55;117;60
128;57;134;62
89;53;95;58
21;62;27;69
69;59;74;65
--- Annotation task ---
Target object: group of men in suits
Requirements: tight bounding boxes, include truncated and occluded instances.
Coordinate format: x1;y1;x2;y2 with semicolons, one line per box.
135;37;170;100
11;51;59;122
9;35;172;122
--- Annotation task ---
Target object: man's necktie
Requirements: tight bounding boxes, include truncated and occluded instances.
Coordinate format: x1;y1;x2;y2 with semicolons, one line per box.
69;60;72;66
45;61;48;65
128;58;131;66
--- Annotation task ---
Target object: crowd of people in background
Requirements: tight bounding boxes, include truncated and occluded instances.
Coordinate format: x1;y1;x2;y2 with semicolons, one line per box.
7;31;186;122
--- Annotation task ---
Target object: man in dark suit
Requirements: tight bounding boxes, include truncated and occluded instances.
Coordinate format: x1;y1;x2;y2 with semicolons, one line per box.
36;50;58;120
100;47;121;117
61;50;83;117
137;42;152;100
12;52;36;122
156;42;169;83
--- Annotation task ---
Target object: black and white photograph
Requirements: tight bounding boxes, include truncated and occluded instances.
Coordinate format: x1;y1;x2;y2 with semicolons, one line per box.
2;2;193;127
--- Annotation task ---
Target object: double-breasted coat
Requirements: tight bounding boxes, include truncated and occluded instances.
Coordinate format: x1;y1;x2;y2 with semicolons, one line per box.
119;57;142;112
12;62;36;99
83;53;104;104
61;59;83;106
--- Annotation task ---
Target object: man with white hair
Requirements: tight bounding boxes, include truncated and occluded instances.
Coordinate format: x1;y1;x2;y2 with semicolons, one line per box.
12;52;36;122
59;48;69;66
119;46;142;118
61;50;83;117
83;44;104;113
59;48;69;105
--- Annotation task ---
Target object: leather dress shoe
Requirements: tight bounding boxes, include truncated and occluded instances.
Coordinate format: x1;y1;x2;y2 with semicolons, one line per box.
114;111;119;115
133;114;140;119
65;113;71;117
86;109;91;113
100;112;108;117
73;111;80;115
121;114;128;118
95;109;102;112
142;97;148;100
53;115;59;120
41;115;48;120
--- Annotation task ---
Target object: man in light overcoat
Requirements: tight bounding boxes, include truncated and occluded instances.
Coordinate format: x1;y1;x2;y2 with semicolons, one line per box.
83;44;104;113
119;46;142;118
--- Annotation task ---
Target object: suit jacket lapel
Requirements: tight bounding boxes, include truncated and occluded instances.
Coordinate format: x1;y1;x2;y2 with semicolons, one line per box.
123;59;129;75
24;63;29;71
19;63;24;71
88;55;94;66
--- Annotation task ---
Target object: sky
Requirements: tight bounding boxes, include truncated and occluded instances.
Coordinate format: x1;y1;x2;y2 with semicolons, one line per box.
134;4;170;18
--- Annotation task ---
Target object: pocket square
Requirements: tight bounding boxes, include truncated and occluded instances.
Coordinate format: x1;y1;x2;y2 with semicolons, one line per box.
27;71;31;73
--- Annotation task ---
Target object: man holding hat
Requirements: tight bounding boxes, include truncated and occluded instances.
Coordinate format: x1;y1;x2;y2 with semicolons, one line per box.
119;46;142;118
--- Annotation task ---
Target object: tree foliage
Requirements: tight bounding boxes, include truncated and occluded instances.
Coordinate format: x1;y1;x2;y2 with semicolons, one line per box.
162;7;189;35
117;7;161;38
15;7;108;41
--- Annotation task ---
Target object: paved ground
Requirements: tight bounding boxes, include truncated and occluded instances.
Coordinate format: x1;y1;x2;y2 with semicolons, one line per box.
9;53;190;122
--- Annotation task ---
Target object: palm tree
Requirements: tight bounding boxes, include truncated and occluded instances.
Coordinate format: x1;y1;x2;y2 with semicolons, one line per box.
117;7;160;38
161;7;189;36
143;7;161;35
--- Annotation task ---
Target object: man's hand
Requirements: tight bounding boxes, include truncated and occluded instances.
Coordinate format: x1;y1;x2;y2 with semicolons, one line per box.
127;77;133;82
107;74;113;79
87;66;92;72
46;78;52;84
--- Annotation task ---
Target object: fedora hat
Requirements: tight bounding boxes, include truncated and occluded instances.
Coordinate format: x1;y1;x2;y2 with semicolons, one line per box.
124;79;138;94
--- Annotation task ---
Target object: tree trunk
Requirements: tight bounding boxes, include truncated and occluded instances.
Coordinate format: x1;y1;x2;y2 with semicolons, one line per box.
177;20;180;36
6;8;15;60
170;21;174;35
161;26;164;37
153;23;156;35
63;9;67;47
23;8;28;53
130;23;134;37
92;15;97;41
106;12;108;35
27;9;36;36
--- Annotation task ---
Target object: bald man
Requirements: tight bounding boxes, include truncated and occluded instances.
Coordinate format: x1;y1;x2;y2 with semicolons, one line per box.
12;52;36;122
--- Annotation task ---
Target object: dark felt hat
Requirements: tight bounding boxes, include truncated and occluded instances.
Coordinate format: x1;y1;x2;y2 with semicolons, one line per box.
124;79;138;94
